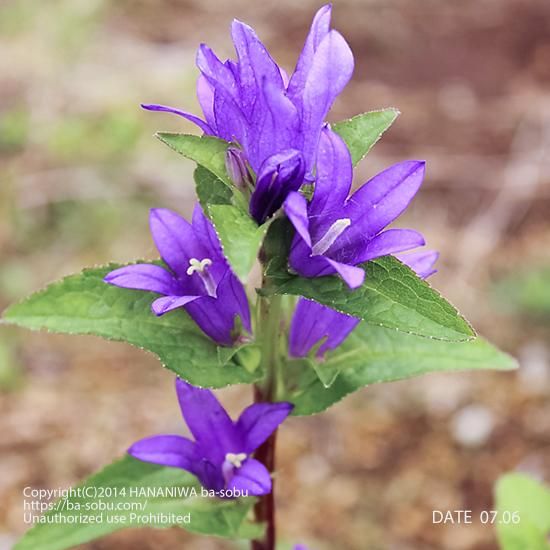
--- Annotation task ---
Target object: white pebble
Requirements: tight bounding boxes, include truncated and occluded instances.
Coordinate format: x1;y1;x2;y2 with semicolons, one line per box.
518;342;550;395
451;405;495;447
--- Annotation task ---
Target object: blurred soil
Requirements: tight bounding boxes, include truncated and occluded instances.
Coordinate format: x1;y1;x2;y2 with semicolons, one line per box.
1;1;550;549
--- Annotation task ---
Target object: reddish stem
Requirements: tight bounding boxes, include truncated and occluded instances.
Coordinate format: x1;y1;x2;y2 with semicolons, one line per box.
251;386;277;550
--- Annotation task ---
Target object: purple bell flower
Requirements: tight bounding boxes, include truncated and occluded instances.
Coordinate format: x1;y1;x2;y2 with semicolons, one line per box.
284;127;428;290
142;5;354;224
289;252;438;359
129;378;293;496
104;205;250;347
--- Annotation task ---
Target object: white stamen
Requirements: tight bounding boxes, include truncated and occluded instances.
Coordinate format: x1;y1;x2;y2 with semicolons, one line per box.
225;452;247;469
186;257;212;276
186;258;216;297
311;218;351;256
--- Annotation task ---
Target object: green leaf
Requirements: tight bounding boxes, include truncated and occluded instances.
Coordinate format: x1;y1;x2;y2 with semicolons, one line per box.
208;205;269;282
261;217;295;277
194;167;265;280
285;323;517;415
194;165;250;216
332;108;400;165
2;265;259;388
194;166;233;209
15;456;260;550
495;474;550;550
156;133;231;186
265;254;475;342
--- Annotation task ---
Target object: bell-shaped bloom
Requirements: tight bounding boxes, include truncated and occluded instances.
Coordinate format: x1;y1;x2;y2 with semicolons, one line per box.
129;378;293;496
104;205;250;346
142;5;354;224
284;128;429;290
289;254;438;359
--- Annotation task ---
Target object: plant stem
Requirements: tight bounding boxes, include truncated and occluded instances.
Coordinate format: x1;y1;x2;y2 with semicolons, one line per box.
259;292;283;399
251;386;277;550
251;290;283;550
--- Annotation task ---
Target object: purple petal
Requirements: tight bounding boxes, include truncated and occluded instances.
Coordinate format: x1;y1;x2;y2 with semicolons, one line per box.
104;264;177;295
218;268;252;333
196;44;238;98
300;30;354;171
250;149;305;224
128;435;198;471
247;79;300;171
175;379;241;465
149;208;196;277
197;48;248;143
397;250;439;279
195;458;225;492
141;103;213;135
151;294;201;316
289;298;360;358
225;147;250;188
236;402;293;453
231;20;284;112
309;127;352;219
226;458;272;496
325;257;365;289
184;269;251;345
196;74;216;130
209;264;251;333
287;4;332;99
284;192;312;247
212;84;249;144
191;204;229;282
290;242;366;287
343;161;425;240
184;295;231;345
191;204;224;257
354;228;425;264
289;235;331;278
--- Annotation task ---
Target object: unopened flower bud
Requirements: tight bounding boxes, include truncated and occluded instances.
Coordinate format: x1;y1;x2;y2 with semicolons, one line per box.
225;147;251;189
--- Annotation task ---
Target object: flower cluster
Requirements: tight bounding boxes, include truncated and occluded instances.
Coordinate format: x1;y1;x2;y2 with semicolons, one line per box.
105;4;438;495
143;4;353;224
3;5;514;550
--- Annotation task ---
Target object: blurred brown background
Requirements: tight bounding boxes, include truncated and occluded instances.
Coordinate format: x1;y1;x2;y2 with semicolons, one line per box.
1;1;550;549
